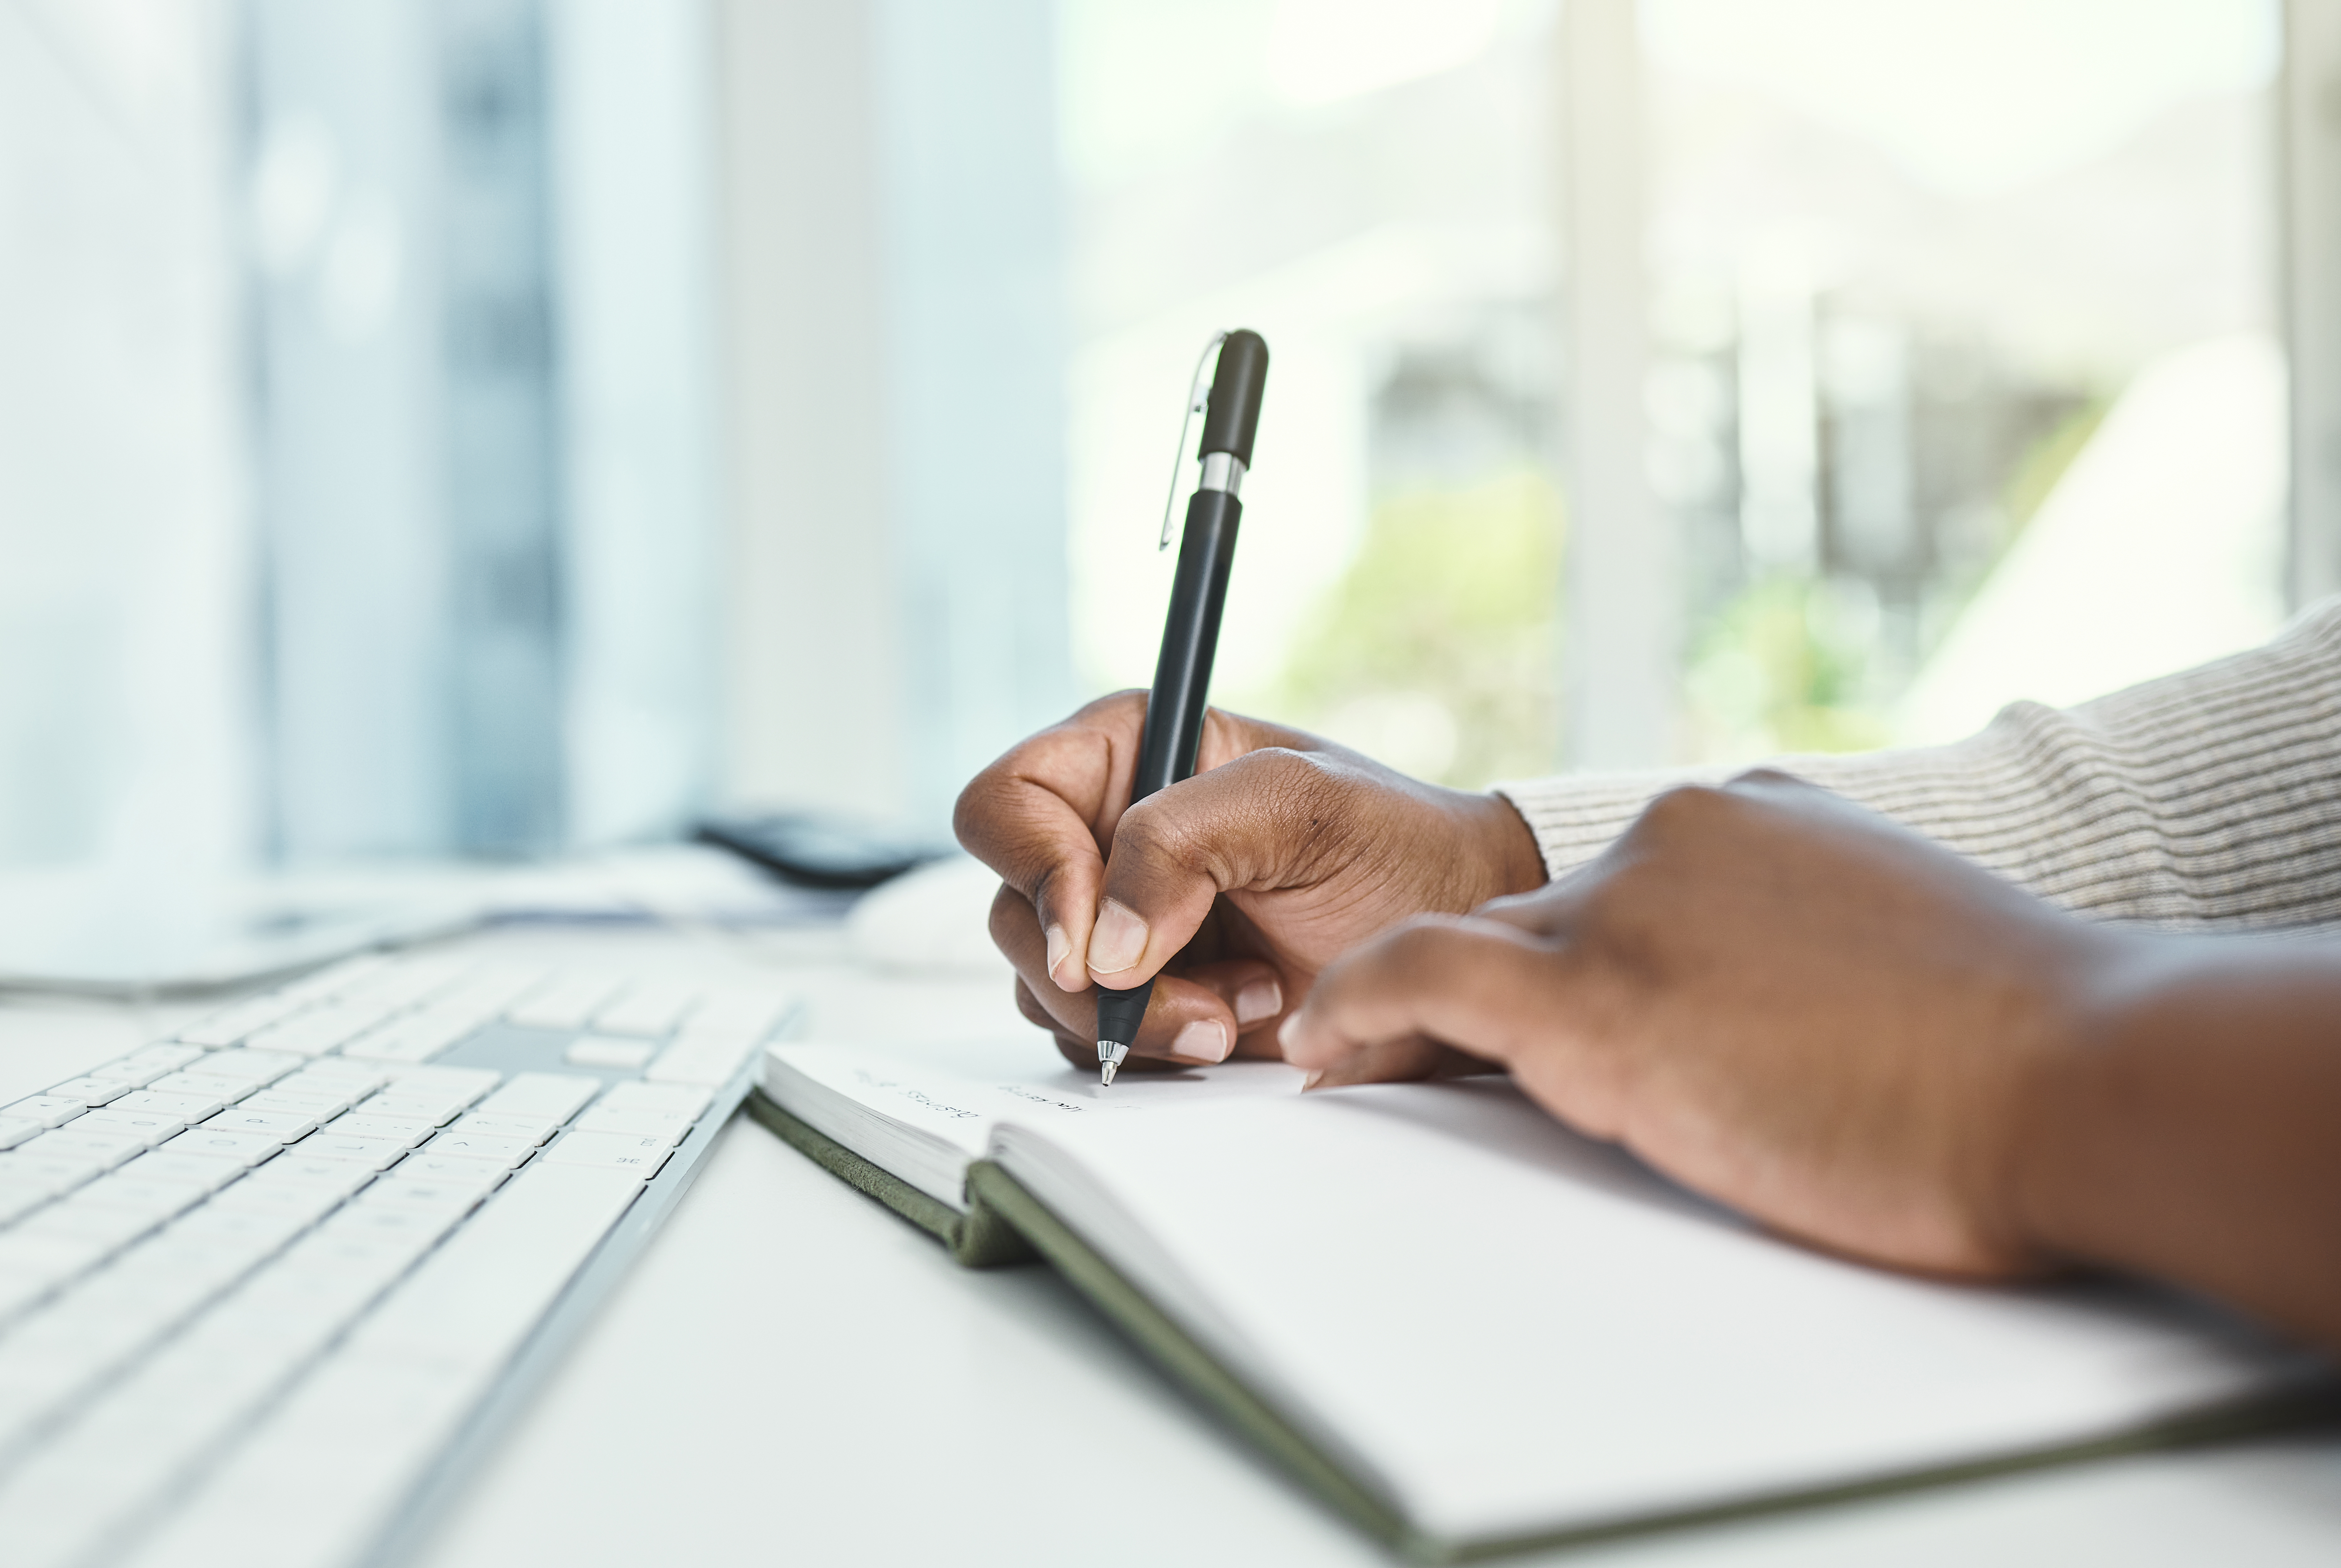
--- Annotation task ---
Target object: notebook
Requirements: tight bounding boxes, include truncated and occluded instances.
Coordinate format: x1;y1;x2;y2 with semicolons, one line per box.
754;1049;2334;1559
752;1041;1303;1264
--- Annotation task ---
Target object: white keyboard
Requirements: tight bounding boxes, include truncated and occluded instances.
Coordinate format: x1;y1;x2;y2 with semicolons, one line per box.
0;949;796;1568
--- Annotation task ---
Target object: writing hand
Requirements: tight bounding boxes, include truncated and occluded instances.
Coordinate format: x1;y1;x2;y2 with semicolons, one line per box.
953;693;1545;1072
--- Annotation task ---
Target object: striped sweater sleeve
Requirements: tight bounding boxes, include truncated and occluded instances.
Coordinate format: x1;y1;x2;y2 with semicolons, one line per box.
1494;598;2341;931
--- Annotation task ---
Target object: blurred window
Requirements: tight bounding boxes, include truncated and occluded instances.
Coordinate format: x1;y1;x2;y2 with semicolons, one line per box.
1643;0;2282;758
1061;0;2284;781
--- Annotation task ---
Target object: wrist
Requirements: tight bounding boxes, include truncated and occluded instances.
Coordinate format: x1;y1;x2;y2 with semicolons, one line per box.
1998;928;2161;1269
1463;788;1547;900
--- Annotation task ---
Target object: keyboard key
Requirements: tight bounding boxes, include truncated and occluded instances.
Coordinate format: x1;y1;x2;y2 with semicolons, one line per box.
591;981;700;1038
18;1196;166;1250
475;1072;599;1123
25;1125;149;1169
335;954;471;1013
0;1229;110;1285
0;1265;54;1319
247;1005;385;1058
176;990;311;1048
565;1035;657;1069
395;1150;508;1183
84;1059;171;1088
320;1115;435;1148
383;1064;498;1103
343;1009;477;1063
597;1080;712;1118
282;1061;390;1094
167;1203;311;1256
158;1127;285;1167
111;1088;229;1120
646;1029;762;1086
292;1135;409;1170
2;1095;88;1129
74;1174;207;1220
199;1107;319;1143
432;965;552;1022
44;1077;130;1107
122;1043;205;1074
572;1105;696;1146
199;1048;306;1086
0;1179;49;1224
145;1071;250;1105
278;951;396;1001
76;1107;188;1147
359;1092;474;1127
74;1247;230;1326
365;1167;503;1210
121;1151;246;1192
506;971;624;1031
543;1131;673;1179
418;1131;532;1168
447;1111;560;1145
276;1227;429;1287
237;1089;348;1119
249;1155;382;1194
0;1116;38;1151
211;1178;353;1224
317;1199;465;1254
0;1151;105;1195
256;1086;359;1120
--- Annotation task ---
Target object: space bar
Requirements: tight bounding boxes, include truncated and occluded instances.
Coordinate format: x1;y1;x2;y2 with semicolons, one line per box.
351;1162;645;1368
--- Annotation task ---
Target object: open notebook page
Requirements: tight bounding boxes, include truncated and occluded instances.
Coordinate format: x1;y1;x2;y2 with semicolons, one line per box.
763;1041;1304;1209
990;1077;2326;1546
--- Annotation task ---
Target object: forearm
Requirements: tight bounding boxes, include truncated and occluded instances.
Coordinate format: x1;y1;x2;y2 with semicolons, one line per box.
1501;599;2341;928
2015;936;2341;1347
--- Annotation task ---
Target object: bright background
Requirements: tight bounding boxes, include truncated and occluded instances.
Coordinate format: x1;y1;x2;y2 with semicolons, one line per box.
0;0;2294;878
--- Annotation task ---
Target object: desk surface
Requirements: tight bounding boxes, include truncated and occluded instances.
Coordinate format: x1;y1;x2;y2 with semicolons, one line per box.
6;923;2341;1567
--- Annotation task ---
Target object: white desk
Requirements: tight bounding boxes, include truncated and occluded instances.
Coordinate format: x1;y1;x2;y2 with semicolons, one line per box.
7;923;2341;1566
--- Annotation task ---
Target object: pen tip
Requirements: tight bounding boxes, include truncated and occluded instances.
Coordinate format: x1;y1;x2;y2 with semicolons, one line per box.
1100;1059;1119;1087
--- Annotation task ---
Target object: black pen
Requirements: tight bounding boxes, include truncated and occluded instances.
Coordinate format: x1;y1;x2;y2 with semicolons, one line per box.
1095;329;1270;1085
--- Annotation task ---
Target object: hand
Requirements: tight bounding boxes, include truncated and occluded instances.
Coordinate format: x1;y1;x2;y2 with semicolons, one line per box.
953;692;1546;1072
1278;771;2121;1277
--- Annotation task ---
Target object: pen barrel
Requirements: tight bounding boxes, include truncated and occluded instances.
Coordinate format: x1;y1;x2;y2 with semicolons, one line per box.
1133;487;1242;802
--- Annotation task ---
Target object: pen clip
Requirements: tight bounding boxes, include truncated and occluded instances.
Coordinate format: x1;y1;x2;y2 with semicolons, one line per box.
1159;331;1227;551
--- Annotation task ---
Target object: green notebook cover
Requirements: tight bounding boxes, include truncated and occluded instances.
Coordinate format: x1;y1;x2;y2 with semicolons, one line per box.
743;1086;1036;1268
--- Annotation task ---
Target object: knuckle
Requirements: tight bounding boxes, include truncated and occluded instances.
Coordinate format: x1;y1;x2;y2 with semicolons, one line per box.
1635;783;1734;840
1012;979;1061;1032
1379;917;1475;985
1112;795;1205;875
988;882;1036;946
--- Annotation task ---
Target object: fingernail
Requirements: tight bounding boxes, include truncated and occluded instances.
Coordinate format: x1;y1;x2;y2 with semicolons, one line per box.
1234;977;1282;1026
1277;1013;1303;1053
1088;899;1149;975
1171;1019;1230;1063
1301;1069;1325;1092
1044;924;1074;988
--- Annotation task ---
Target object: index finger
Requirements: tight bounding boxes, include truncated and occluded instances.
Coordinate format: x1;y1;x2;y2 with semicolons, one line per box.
954;693;1146;991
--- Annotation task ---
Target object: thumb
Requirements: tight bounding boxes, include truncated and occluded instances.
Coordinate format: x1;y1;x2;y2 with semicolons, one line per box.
1083;745;1354;985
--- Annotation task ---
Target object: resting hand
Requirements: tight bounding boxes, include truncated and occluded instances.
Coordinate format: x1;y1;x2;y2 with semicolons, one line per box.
953;693;1545;1071
1279;772;2118;1277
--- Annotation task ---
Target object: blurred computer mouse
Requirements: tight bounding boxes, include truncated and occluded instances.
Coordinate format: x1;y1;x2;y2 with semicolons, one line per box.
846;855;1013;976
